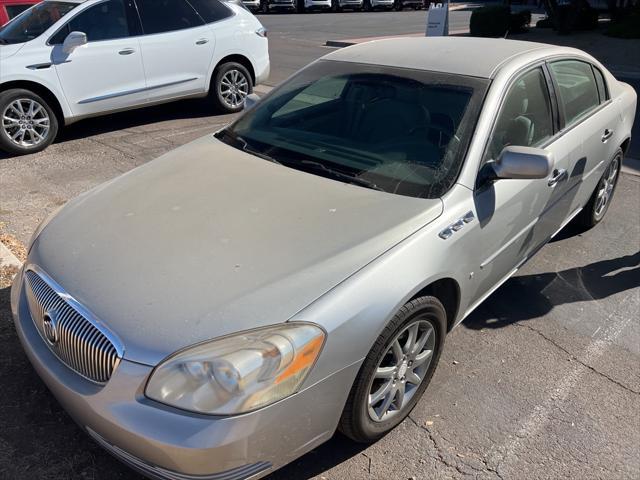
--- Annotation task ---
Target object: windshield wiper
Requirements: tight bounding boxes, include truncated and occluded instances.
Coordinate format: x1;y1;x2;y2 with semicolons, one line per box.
297;159;384;192
217;129;281;165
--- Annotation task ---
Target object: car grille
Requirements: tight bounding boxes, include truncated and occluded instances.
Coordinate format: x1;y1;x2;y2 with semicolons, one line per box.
24;268;122;384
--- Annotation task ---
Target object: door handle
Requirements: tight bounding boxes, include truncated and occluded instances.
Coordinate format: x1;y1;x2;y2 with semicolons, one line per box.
548;168;567;187
118;48;135;55
601;129;614;142
195;38;209;45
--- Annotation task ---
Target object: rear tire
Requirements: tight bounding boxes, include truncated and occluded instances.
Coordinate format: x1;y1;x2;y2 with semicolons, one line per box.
339;296;447;443
363;0;372;10
576;148;621;229
0;88;58;156
210;62;253;114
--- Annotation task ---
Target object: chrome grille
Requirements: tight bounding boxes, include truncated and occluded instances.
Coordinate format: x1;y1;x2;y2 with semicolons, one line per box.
24;268;122;384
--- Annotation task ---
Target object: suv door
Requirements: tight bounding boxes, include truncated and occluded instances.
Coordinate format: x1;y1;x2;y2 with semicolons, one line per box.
468;65;572;303
547;59;620;216
134;0;217;101
50;0;146;117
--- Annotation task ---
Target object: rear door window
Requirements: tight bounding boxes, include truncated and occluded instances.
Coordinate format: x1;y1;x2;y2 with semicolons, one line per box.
186;0;233;23
549;60;600;127
592;66;609;103
135;0;204;35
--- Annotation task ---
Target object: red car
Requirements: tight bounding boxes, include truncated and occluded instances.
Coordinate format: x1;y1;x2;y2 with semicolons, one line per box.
0;0;41;25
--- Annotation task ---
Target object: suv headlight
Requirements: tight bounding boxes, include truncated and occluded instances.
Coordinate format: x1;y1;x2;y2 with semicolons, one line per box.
145;323;325;415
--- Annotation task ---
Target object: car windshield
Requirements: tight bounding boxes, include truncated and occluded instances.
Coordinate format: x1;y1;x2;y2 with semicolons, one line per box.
219;60;489;199
0;1;77;45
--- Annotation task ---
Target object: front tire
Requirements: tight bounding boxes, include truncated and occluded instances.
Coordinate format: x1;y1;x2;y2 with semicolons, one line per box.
339;296;447;443
0;89;58;155
576;149;621;229
363;0;372;11
210;62;253;114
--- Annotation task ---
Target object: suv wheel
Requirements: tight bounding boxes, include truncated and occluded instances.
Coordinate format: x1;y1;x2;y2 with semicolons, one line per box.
0;89;58;155
211;62;253;114
339;296;447;442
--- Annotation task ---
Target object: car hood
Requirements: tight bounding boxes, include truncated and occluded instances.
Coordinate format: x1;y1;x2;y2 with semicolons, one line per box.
29;135;443;365
0;43;25;59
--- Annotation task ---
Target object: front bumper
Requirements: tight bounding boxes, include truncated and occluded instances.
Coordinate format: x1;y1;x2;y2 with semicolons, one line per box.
11;267;358;480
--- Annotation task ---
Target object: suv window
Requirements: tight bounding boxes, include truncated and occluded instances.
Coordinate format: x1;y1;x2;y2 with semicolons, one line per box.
0;1;77;45
592;66;609;103
187;0;233;23
136;0;204;35
549;60;600;127
50;0;140;44
485;67;553;161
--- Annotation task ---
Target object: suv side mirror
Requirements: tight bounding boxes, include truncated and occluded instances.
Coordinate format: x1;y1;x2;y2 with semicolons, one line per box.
244;93;260;110
62;31;87;55
492;146;554;180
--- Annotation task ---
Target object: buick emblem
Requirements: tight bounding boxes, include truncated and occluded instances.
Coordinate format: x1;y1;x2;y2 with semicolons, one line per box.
42;310;59;345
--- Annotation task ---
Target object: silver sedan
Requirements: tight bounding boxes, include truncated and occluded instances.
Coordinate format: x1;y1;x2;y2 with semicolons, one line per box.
11;37;637;479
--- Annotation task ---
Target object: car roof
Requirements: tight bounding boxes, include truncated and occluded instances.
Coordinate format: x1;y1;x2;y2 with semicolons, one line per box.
323;37;569;79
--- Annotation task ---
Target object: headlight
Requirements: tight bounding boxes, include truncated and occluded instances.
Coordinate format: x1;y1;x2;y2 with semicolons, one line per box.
145;323;325;415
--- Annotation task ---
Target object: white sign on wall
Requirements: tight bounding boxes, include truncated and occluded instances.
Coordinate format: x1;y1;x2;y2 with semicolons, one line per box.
426;2;449;37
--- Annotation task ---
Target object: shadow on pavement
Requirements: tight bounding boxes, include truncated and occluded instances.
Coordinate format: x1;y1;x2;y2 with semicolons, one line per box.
57;98;225;143
0;98;227;161
464;251;640;331
264;433;367;480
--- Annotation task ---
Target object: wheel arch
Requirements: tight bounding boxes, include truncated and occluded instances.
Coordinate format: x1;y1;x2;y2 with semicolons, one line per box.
409;277;461;332
210;54;256;89
620;137;631;156
0;80;66;126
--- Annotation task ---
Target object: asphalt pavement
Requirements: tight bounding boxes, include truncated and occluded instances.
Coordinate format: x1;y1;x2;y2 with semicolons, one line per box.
0;10;638;480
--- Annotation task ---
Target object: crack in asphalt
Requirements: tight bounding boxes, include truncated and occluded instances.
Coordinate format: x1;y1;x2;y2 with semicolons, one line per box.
360;452;372;475
514;322;640;395
406;416;504;480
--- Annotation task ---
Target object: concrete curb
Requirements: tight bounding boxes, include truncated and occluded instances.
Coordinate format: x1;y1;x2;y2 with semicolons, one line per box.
0;240;22;269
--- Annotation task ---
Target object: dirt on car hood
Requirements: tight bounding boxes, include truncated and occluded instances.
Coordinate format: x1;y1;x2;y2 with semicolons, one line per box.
28;134;443;365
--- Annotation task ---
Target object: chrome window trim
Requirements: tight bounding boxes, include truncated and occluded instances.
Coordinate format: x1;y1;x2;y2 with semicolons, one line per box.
25;264;125;360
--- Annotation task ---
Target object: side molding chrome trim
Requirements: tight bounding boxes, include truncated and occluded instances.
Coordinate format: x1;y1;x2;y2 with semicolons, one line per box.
78;77;199;104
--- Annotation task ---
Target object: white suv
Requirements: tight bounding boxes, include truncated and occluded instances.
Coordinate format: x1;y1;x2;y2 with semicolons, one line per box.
0;0;269;155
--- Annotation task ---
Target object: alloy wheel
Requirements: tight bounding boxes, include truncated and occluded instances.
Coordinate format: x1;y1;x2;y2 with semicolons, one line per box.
2;98;50;148
219;69;250;110
594;156;619;219
367;319;435;422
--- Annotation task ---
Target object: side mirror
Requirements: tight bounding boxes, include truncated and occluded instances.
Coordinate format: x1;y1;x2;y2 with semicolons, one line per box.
244;93;260;110
492;146;554;180
62;31;87;55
